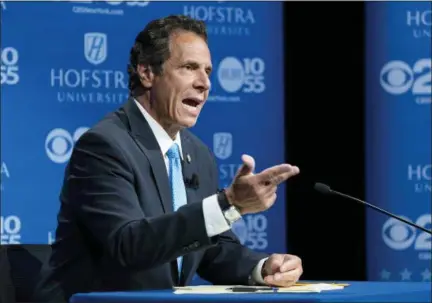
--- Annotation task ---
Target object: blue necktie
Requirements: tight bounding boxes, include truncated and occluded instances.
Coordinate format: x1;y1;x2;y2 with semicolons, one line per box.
166;143;187;278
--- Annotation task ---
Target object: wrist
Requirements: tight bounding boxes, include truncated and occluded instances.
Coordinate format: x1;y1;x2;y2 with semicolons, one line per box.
261;259;269;279
217;189;232;210
217;189;242;225
224;187;235;206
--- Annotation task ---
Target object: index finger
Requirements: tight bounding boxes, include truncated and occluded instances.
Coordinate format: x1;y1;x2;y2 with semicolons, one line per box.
280;257;300;272
256;164;294;183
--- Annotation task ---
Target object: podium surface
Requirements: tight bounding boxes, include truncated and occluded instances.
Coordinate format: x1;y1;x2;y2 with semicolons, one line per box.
70;281;431;303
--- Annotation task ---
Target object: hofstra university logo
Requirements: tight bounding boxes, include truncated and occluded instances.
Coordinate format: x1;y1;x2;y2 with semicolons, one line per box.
1;161;9;192
50;32;128;105
213;132;233;160
406;9;431;39
84;33;107;65
183;2;256;37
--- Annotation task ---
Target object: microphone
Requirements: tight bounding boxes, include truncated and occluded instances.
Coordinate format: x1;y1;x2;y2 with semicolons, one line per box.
185;173;199;189
314;182;432;235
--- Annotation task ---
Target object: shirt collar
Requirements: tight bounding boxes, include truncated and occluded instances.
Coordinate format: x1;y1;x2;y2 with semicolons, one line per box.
134;99;183;159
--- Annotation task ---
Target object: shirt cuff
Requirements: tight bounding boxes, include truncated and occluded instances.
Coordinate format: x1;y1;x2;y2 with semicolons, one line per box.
202;194;231;237
251;257;269;285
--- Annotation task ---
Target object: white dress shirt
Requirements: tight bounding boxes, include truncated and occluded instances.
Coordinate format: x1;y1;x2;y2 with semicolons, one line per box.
134;99;267;285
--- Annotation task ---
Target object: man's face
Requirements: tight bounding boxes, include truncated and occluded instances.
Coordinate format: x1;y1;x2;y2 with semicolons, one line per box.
150;31;212;130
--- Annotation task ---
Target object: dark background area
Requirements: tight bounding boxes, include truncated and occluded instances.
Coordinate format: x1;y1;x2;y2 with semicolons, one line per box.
284;2;366;281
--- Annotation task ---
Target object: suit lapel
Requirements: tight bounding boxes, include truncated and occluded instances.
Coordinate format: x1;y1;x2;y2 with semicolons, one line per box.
180;131;198;206
179;132;199;285
120;99;199;285
120;98;173;214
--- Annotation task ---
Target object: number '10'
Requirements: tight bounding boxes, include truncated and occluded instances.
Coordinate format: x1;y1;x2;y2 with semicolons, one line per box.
243;58;265;76
245;214;267;232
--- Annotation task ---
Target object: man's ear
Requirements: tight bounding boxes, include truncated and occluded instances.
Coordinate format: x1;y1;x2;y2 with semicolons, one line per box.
137;64;154;89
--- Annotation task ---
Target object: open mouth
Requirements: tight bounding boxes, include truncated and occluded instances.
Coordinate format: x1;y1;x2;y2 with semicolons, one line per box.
182;98;201;108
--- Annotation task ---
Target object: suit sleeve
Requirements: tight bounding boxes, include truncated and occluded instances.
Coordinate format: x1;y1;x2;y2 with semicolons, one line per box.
66;130;217;270
196;149;269;285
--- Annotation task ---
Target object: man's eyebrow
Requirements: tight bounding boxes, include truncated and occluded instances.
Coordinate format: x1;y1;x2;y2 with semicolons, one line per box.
182;60;213;73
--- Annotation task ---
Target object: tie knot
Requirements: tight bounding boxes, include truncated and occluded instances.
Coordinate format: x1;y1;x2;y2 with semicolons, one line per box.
166;143;181;160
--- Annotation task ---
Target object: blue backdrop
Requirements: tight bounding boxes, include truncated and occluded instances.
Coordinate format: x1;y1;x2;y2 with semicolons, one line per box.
365;2;431;282
0;0;286;275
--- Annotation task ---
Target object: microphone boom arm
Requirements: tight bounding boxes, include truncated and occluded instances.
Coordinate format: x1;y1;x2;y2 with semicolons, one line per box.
331;189;432;235
314;182;431;235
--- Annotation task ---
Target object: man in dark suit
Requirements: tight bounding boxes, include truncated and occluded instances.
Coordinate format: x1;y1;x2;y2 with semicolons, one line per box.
33;15;302;302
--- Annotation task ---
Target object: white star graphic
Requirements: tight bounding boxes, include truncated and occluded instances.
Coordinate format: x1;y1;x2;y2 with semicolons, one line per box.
400;268;412;281
380;269;391;280
421;268;431;281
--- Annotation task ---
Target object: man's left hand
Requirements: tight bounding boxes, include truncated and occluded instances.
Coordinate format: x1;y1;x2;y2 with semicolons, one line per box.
261;254;303;287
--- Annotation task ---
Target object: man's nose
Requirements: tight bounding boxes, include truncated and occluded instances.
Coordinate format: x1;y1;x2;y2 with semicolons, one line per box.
193;72;211;92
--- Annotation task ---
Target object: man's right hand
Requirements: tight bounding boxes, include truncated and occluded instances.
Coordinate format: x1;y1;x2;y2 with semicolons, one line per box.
225;154;299;215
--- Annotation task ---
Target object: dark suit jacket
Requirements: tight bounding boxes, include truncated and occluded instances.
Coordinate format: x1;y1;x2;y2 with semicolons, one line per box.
33;98;268;302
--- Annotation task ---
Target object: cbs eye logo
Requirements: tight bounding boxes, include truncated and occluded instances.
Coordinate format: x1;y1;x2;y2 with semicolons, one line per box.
380;59;431;95
382;217;417;250
45;127;89;164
